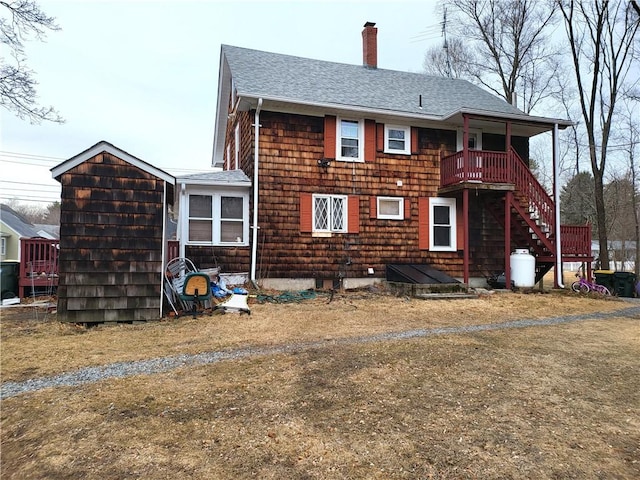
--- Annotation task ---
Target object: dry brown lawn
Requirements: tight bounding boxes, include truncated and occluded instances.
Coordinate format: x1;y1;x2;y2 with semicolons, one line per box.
1;289;639;479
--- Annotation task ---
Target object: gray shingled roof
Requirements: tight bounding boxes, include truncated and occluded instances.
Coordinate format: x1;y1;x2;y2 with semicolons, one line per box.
176;169;251;185
0;204;40;238
222;44;525;118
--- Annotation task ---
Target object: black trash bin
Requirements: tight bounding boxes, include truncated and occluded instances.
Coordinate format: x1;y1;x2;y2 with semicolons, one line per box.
0;261;20;300
594;270;614;293
612;271;637;298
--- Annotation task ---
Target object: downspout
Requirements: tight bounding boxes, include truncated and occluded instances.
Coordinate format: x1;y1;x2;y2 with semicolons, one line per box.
250;98;263;284
553;123;564;288
179;182;186;259
160;179;167;317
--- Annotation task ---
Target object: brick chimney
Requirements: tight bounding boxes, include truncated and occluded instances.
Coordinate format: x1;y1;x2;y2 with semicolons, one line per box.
362;22;377;69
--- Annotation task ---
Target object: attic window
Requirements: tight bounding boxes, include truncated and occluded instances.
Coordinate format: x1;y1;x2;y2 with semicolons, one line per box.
384;125;411;155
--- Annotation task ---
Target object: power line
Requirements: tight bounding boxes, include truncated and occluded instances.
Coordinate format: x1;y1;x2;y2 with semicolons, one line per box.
0;196;60;204
0;180;60;189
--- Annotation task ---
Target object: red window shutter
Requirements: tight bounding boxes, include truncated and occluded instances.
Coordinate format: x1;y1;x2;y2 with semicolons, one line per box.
376;123;384;152
324;115;336;159
300;193;313;233
418;197;429;250
404;198;411;219
364;119;376;162
456;200;464;250
348;195;360;233
370;196;377;219
411;127;419;154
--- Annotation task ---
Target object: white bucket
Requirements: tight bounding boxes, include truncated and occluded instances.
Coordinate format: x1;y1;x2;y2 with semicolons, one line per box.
510;248;535;288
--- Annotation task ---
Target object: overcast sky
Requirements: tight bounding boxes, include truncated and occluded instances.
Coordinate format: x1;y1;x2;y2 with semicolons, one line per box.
0;0;442;206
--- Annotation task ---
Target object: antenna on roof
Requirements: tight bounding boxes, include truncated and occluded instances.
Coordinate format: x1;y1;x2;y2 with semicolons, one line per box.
441;5;452;78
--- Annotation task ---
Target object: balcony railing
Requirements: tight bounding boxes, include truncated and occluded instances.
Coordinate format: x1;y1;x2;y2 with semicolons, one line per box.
441;149;592;259
560;225;592;258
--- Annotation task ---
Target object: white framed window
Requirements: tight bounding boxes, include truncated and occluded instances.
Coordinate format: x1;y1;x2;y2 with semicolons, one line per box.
313;194;347;233
377;196;404;220
0;237;6;256
226;144;231;171
187;192;249;245
384;125;411;155
430;197;457;251
456;128;483;151
337;118;364;162
234;124;240;169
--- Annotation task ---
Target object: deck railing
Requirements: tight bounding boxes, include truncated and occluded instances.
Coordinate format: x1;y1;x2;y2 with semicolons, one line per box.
441;149;591;259
442;148;556;236
18;238;60;298
167;240;179;262
560;225;592;258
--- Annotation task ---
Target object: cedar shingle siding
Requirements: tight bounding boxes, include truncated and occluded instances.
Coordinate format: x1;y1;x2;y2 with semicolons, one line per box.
254;111;470;280
57;152;167;323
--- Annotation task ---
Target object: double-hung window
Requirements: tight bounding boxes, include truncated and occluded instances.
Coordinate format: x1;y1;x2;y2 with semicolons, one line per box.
384;125;411;155
188;195;213;242
187;192;248;245
0;237;6;256
430;197;456;251
313;194;347;233
337;118;363;161
377;196;404;220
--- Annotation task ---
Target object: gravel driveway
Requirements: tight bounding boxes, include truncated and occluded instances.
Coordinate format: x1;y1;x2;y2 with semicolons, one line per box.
2;304;639;400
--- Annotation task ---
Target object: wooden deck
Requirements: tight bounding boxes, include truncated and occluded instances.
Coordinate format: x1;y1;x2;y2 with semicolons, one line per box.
440;148;592;261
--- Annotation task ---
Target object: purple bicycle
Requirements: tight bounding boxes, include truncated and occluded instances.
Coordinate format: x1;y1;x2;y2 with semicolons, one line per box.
571;274;611;296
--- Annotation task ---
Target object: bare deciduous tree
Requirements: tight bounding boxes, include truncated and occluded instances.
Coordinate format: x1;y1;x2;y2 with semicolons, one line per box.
557;0;640;269
423;37;476;79
439;0;560;113
0;0;63;123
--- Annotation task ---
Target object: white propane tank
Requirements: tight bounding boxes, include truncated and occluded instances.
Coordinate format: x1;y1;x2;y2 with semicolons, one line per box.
510;248;535;288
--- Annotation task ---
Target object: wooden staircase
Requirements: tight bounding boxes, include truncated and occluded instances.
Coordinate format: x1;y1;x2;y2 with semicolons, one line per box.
441;146;592;284
485;194;555;283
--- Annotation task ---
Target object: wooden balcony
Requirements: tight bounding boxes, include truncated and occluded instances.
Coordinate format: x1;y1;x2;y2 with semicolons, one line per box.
440;148;592;261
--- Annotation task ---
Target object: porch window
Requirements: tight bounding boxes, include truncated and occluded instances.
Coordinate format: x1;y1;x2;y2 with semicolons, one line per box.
187;192;249;245
337;118;363;161
384;125;411;155
313;194;347;232
1;237;5;256
220;196;244;242
430;197;457;251
377;196;404;220
188;195;213;242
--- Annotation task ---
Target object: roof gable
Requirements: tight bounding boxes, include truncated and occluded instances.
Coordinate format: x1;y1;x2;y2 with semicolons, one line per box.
51;141;175;184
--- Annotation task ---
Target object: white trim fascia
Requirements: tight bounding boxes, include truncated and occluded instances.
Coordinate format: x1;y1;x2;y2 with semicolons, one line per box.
51;141;175;184
176;179;251;188
234;94;573;129
443;107;574;128
212;53;232;168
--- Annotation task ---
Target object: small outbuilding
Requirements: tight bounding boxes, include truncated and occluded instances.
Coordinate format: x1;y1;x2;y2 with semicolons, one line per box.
51;141;175;323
